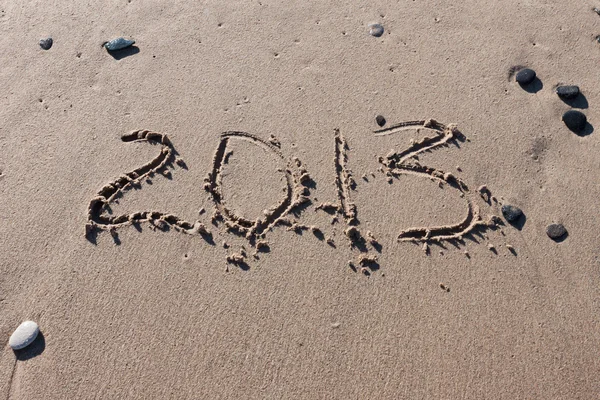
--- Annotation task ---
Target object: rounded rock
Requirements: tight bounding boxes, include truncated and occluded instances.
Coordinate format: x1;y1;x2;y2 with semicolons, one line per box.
375;115;386;127
562;110;587;132
104;37;135;52
515;68;536;85
546;223;567;240
501;204;523;222
368;24;384;37
39;37;53;50
9;321;40;350
556;85;580;99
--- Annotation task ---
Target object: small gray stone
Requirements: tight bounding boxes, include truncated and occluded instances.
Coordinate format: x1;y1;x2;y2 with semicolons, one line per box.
39;37;53;50
375;115;386;127
546;223;567;240
515;68;536;85
368;24;384;37
562;110;587;132
501;204;523;222
9;321;40;350
104;37;135;51
556;85;580;99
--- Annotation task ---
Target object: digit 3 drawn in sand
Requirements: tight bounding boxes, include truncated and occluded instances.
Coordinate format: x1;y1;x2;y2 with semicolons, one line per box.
86;130;210;242
374;119;500;244
203;131;312;241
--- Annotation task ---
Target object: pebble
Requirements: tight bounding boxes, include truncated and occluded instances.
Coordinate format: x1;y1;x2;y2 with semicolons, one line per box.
9;321;40;350
546;223;567;240
39;37;53;50
556;85;580;99
501;204;523;222
375;115;386;127
515;68;536;85
368;23;384;37
562;110;587;132
104;37;135;51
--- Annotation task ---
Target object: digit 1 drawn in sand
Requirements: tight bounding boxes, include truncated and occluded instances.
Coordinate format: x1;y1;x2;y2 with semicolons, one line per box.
316;129;380;274
316;129;357;224
86;130;210;242
374;119;500;243
203;131;311;241
334;129;358;224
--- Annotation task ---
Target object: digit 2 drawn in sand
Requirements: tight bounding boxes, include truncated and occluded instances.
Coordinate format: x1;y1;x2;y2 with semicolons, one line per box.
86;130;210;240
373;119;500;244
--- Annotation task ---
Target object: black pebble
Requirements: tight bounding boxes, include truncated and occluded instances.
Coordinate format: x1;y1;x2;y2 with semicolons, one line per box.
556;85;580;99
515;68;536;85
375;115;386;127
501;204;523;222
39;37;53;50
368;23;384;37
546;223;567;240
562;110;587;132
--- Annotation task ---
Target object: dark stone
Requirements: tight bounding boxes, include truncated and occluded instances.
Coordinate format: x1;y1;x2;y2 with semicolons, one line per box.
375;115;386;127
556;85;580;99
501;204;523;222
515;68;536;85
368;24;384;37
546;223;567;240
562;110;587;132
104;37;135;51
39;37;53;50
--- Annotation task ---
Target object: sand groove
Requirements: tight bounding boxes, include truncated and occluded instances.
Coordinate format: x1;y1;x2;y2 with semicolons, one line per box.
375;119;498;242
86;130;203;240
85;124;499;267
204;131;310;241
332;129;357;224
86;129;312;258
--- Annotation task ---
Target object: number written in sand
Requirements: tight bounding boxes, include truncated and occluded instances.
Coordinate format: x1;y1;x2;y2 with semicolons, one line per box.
86;120;501;271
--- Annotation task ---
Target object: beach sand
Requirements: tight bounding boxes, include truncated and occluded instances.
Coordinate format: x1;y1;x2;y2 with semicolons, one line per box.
1;0;600;398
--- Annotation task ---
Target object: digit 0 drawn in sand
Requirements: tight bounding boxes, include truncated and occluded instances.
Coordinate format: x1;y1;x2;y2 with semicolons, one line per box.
374;119;500;243
86;130;210;242
203;131;311;241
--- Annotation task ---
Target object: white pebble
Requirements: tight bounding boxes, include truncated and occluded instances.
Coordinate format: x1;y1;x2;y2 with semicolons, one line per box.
9;321;39;350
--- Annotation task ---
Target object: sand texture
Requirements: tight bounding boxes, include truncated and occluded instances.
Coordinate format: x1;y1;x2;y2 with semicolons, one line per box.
1;0;600;398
